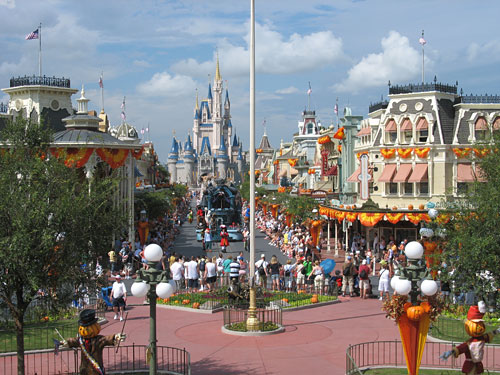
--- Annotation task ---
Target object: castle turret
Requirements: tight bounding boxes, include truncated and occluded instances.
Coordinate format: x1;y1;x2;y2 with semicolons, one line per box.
167;137;179;183
231;132;239;162
237;146;244;175
216;134;229;179
183;134;195;186
193;91;200;151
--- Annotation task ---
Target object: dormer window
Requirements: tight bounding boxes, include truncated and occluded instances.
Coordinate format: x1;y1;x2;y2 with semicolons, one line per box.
306;122;314;134
400;118;412;144
475;117;489;141
385;119;397;143
416;117;428;143
493;117;500;133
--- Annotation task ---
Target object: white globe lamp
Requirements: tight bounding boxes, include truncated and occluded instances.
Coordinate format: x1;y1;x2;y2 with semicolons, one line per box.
405;241;424;260
420;279;438;296
144;244;163;262
428;208;439;220
131;281;150;298
395;278;412;295
156;282;175;299
390;275;400;291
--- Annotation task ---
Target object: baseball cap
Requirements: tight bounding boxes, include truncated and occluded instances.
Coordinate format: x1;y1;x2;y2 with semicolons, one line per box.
115;274;122;279
346;256;351;260
261;254;265;258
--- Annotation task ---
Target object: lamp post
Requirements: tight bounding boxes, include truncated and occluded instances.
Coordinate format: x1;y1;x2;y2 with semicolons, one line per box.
131;244;175;374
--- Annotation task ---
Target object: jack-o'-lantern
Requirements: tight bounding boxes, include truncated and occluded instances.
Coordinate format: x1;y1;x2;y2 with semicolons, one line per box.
79;322;101;338
408;204;414;210
419;204;425;210
192;302;200;309
406;305;424;321
465;319;486;337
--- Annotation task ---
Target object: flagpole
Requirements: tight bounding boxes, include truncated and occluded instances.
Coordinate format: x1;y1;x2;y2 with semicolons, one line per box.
421;30;425;84
39;23;42;77
336;97;339;128
101;71;104;112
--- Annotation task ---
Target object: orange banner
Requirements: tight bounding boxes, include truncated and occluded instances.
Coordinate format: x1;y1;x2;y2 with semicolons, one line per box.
288;158;298;167
346;211;358;223
473;148;490;158
310;220;322;247
398;148;413;159
406;213;423;225
414;147;430;158
386;212;405;224
358;212;384;227
380;148;396;159
50;147;94;168
337;144;342;153
96;148;129;169
452;147;471;158
333;127;345;140
318;135;332;144
336;210;346;222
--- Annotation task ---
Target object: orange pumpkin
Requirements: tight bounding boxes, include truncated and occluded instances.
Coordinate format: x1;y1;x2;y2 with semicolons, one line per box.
340;204;344;208
182;299;190;305
392;206;398;211
406;305;424;321
162;298;169;303
79;322;101;338
419;204;425;210
465;320;485;337
174;300;179;304
192;302;200;309
282;298;289;303
311;294;319;304
408;204;414;210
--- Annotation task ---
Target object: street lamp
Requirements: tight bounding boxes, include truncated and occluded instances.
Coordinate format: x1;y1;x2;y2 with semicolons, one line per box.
131;244;175;374
392;241;438;305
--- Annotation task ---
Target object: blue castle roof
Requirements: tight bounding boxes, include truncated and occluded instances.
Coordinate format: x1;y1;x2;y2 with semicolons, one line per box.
225;89;230;105
200;101;211;119
227;118;232;127
184;134;194;153
232;133;238;147
168;138;179;159
208;83;212;100
200;136;212;156
237;147;243;161
218;134;227;153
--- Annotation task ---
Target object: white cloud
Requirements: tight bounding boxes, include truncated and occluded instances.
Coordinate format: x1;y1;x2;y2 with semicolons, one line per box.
335;31;426;93
137;71;197;97
171;22;344;77
467;40;500;62
0;0;15;9
276;86;299;94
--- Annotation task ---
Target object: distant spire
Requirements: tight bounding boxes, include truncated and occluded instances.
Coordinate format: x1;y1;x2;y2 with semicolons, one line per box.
215;50;222;82
208;83;212;100
195;89;199;110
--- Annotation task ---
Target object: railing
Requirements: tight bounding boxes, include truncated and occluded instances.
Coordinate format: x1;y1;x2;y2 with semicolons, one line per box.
460;94;500;104
389;82;457;95
346;340;500;374
368;101;389;113
223;306;282;331
10;75;71;88
0;344;190;375
430;316;500;344
0;103;8;114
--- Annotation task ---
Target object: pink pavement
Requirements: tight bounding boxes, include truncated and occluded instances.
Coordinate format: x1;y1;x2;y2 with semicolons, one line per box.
101;296;398;374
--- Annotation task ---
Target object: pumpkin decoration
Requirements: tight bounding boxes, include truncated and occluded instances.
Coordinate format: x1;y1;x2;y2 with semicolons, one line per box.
79;322;101;338
465;319;485;337
174;300;179;304
163;298;169;303
182;299;190;305
392;206;398;211
408;204;414;210
282;298;289;303
419;204;425;210
406;305;424;321
311;295;319;304
340;204;344;208
192;302;200;309
43;316;49;322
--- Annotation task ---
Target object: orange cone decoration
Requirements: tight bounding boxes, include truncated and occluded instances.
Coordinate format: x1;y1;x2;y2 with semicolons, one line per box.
137;221;149;246
261;202;268;215
270;204;279;218
285;213;293;227
333;126;345;140
310;220;322;247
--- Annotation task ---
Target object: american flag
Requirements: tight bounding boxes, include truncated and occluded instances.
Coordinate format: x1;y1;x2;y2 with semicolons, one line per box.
141;128;145;135
99;75;103;88
121;97;125;110
307;82;312;95
334;103;338;115
419;30;426;46
25;29;39;40
121;112;126;121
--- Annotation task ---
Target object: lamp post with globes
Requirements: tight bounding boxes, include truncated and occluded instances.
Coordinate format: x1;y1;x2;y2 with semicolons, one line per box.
131;244;175;375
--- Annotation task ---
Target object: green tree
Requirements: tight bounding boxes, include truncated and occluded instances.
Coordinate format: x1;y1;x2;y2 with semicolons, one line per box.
286;196;318;221
135;190;171;219
239;180;266;201
439;137;500;304
0;118;123;374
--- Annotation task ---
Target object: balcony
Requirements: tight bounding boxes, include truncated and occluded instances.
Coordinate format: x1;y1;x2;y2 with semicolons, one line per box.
389;82;457;95
459;94;500;104
10;75;71;88
369;100;389;113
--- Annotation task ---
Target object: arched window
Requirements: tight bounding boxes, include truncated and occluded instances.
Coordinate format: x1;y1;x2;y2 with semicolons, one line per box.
400;118;412;144
306;122;314;134
385;119;397;143
474;117;489;141
493;117;500;132
416;117;428;143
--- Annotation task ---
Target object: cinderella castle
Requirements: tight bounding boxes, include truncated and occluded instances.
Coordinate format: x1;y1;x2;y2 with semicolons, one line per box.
168;56;246;187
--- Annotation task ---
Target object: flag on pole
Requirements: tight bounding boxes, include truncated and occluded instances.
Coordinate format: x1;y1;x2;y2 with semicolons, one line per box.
145;126;149;132
141;128;145;135
262;119;266;127
99;75;103;88
307;82;312;95
25;28;39;40
121;97;125;110
334;103;338;115
419;31;426;46
120;112;126;121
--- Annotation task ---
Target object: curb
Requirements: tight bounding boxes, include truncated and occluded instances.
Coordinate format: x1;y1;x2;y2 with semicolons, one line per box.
221;325;285;336
157;304;224;314
282;298;340;312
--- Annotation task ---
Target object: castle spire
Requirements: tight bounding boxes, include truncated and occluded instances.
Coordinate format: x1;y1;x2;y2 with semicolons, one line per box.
215;51;222;82
195;89;199;110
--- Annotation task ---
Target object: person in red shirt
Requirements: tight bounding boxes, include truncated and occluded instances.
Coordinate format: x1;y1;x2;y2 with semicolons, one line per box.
358;259;371;299
220;225;229;253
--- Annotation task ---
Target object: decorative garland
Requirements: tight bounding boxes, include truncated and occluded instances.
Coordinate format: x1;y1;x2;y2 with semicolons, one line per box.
452;148;471;158
473;148;490;158
333;127;345;140
386;212;405;224
397;148;413;159
50;148;94;168
356;151;368;159
358;212;384;227
381;148;396;159
288;158;298;167
346;212;358;223
318;135;332;144
414;147;430;158
96;148;129;169
131;145;145;160
256;148;263;153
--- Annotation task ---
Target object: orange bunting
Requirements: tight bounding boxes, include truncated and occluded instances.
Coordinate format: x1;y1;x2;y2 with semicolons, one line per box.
308;168;315;175
397;148;413;159
288;158;298;167
310;220;322;246
406;213;423;225
50;147;94;168
131;145;145;160
358;212;384;227
318;135;332;144
473;148;490;158
356;151;368;159
380;148;396;159
346;212;358;222
333;126;345;140
96;148;129;169
256;148;263;153
336;210;346;222
414;147;430;158
452;147;471;158
386;212;404;224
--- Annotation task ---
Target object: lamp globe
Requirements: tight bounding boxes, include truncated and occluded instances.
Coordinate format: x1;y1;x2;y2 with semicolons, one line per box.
131;281;150;298
405;241;424;260
390;275;400;291
156;282;175;299
395;278;412;295
144;244;163;262
421;279;438;296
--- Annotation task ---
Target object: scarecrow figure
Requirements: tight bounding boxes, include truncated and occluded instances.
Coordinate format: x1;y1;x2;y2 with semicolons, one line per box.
440;301;500;374
60;309;126;375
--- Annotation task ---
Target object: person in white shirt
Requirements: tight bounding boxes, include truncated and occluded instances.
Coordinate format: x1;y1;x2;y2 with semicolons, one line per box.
170;257;185;292
185;256;199;292
111;275;127;321
205;257;217;291
255;254;269;288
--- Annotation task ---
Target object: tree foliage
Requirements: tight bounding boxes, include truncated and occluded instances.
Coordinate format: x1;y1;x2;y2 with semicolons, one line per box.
239;179;266;201
0;118;124;374
439;136;500;302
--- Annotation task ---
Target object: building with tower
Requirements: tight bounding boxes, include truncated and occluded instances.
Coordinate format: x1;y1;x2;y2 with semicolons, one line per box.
168;56;247;187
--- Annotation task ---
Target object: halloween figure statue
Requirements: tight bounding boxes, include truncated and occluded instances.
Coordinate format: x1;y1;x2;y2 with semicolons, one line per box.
440;301;500;374
60;309;126;375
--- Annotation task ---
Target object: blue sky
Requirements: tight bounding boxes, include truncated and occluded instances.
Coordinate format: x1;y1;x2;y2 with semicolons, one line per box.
1;0;500;161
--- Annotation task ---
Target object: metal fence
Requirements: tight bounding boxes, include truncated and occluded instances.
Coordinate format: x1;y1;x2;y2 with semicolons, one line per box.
346;340;500;375
223;306;282;332
430;316;500;344
0;344;190;375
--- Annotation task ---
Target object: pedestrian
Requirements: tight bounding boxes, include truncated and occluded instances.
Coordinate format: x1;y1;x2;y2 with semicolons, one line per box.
303;256;314;293
220;225;229;253
309;260;325;294
108;248;118;276
269;255;282;291
358;259;372;299
238;255;247;282
378;260;390;301
283;259;296;292
216;253;224;287
205;257;217;291
185;256;199;293
199;256;207;291
229;257;240;282
255;254;269;288
111;275;127;321
170;257;185;292
342;256;357;297
204;228;212;252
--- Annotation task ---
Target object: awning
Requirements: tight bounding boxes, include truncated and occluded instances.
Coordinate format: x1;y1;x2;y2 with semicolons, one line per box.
408;163;428;183
475;117;488;130
377;164;397;182
346;167;361;182
385;119;397;132
493;117;500;130
325;165;338;176
416;118;428;130
393;164;413;183
457;164;474;182
356;127;371;137
401;118;412;131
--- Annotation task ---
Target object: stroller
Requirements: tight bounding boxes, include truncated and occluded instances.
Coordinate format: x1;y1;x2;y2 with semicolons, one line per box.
100;286;114;311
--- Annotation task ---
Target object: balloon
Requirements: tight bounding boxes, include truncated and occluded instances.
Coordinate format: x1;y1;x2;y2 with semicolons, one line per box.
320;259;336;275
